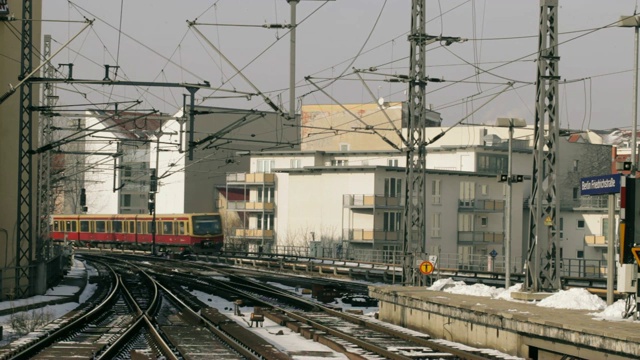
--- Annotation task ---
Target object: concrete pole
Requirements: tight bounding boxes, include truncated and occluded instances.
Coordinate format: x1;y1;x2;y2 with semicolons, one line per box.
607;193;615;305
505;122;513;289
288;0;299;122
633;25;639;172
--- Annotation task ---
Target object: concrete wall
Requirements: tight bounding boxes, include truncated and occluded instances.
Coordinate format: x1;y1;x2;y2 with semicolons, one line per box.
0;0;42;297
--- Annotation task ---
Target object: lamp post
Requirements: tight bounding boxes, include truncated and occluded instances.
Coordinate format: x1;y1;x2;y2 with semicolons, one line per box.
496;117;526;289
619;15;640;172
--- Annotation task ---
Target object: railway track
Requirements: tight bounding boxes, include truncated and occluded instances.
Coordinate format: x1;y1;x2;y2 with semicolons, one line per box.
130;255;508;359
6;252;518;359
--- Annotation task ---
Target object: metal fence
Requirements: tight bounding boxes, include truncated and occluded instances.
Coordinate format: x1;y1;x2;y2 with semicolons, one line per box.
227;243;610;279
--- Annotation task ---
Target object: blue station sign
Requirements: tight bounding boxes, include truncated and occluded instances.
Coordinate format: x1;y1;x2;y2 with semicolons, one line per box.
580;174;621;196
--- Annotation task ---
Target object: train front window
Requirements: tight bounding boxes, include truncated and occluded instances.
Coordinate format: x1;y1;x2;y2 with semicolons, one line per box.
193;215;222;235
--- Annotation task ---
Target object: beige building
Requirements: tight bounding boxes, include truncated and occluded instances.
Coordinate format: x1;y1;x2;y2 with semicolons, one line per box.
0;0;43;298
300;102;441;152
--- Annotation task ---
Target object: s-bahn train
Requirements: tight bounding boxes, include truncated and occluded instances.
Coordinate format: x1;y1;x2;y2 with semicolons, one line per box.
50;213;224;252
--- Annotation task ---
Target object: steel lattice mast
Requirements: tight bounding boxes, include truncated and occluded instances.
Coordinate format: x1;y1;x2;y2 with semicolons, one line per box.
36;34;56;262
16;0;34;297
402;0;428;286
525;0;561;292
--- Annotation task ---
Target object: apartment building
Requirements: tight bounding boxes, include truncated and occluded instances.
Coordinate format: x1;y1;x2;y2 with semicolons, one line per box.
223;148;528;269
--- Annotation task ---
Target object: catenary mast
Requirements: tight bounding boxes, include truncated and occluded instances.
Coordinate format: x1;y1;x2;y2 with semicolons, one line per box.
402;0;428;286
525;0;561;292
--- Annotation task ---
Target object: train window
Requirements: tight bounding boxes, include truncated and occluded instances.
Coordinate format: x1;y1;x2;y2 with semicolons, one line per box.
149;221;156;234
137;221;143;234
71;221;77;232
129;221;134;233
53;221;59;232
162;222;173;235
113;221;123;233
178;222;185;235
80;221;89;232
96;221;106;233
192;215;222;235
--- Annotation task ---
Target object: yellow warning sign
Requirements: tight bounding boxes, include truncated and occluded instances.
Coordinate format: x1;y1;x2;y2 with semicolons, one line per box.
544;216;553;226
419;261;434;275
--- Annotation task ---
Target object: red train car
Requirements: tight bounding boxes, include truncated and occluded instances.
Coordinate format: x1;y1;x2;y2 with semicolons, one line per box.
50;213;223;252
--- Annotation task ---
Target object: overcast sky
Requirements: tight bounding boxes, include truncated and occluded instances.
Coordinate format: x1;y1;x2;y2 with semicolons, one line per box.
38;1;640;132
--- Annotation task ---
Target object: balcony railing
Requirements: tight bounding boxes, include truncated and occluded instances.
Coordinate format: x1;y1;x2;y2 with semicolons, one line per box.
343;228;402;242
227;201;275;211
343;194;403;208
458;231;504;243
458;199;505;212
584;235;607;247
226;172;276;184
230;228;275;239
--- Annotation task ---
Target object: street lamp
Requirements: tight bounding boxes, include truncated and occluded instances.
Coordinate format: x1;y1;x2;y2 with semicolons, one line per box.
496;117;526;289
619;15;640;172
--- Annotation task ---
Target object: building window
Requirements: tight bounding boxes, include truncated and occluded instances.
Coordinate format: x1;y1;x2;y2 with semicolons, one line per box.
573;160;579;171
577;250;584;258
257;187;274;202
123;166;132;178
331;159;348;166
458;213;473;231
480;216;488;227
477;153;508;173
290;159;302;168
559;217;564;239
602;218;609;240
431;212;441;238
572;187;579;200
383;212;401;232
432;179;441;205
577;219;585;229
481;184;488;196
256;159;275;173
339;143;350;151
384;178;402;198
388;159;399;167
257;214;274;230
122;194;132;207
459;181;475;206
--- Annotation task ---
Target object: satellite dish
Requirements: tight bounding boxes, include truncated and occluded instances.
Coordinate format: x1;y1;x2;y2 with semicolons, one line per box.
378;97;385;106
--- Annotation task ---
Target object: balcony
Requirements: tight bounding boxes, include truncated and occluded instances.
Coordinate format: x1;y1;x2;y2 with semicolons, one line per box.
343;228;401;242
458;199;505;212
343;194;403;209
230;228;275;239
227;201;275;212
226;172;276;185
584;235;608;247
458;231;504;243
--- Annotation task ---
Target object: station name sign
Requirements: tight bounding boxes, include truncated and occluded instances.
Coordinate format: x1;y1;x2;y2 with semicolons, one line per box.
580;174;621;196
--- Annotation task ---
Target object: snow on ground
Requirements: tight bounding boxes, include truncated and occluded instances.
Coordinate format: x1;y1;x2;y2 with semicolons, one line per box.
189;288;350;360
0;259;97;347
428;277;639;322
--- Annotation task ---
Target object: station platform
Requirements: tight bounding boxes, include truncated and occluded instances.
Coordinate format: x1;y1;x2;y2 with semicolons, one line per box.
369;285;640;360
